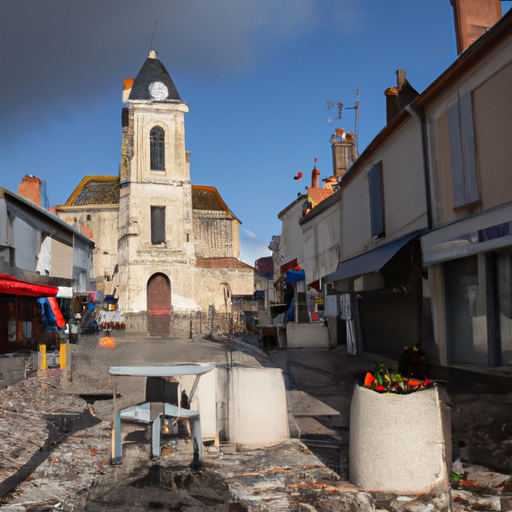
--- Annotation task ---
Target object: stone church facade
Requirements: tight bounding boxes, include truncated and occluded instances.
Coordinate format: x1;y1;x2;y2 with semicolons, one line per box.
56;51;253;335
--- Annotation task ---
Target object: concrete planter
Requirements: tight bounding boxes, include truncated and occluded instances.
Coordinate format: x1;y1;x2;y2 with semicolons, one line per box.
228;367;290;448
349;384;451;493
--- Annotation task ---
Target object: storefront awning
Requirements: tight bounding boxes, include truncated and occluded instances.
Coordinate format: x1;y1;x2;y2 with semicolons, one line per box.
285;269;305;283
0;274;59;297
322;232;418;284
421;203;512;265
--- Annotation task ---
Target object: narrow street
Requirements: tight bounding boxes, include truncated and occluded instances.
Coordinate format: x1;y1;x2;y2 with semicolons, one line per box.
0;334;511;511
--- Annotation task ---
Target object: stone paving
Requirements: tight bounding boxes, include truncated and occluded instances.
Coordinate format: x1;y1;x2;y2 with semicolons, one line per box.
0;369;446;512
0;336;511;511
0;371;112;511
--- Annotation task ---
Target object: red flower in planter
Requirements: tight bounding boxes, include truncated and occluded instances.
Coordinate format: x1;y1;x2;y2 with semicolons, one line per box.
364;372;376;387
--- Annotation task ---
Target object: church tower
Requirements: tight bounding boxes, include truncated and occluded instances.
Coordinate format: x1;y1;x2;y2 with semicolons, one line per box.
117;51;195;334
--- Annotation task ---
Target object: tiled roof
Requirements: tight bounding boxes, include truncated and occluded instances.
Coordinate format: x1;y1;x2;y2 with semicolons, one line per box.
65;176;120;206
307;187;334;206
192;185;240;222
196;258;254;270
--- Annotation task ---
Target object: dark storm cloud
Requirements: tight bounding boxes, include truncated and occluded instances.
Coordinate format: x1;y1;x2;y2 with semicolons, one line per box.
0;0;359;142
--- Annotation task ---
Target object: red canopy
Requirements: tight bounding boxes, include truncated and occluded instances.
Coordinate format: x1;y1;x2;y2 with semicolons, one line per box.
0;274;59;297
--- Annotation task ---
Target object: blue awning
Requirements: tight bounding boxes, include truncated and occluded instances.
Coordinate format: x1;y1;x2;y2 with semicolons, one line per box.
322;232;419;284
285;269;305;283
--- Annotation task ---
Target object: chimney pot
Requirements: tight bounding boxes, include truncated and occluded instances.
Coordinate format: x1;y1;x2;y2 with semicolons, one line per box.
17;175;42;207
451;0;501;54
311;167;320;188
384;87;401;125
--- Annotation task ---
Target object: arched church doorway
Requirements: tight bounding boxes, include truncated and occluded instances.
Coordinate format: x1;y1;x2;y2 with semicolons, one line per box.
147;273;171;337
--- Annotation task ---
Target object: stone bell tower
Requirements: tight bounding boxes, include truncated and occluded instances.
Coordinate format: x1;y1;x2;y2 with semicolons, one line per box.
117;50;196;334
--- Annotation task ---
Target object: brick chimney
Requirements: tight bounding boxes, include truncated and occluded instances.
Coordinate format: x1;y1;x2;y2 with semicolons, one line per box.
311;166;320;188
384;87;400;124
331;129;358;177
450;0;501;54
17;175;42;206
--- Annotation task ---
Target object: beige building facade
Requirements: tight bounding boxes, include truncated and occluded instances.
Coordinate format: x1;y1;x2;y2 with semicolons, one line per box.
314;1;512;368
420;8;512;367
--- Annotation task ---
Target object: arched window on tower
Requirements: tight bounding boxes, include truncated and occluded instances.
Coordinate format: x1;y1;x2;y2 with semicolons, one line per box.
150;126;165;170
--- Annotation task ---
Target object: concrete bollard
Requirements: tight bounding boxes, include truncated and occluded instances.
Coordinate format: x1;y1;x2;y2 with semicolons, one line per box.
349;384;451;493
59;343;66;369
39;344;47;371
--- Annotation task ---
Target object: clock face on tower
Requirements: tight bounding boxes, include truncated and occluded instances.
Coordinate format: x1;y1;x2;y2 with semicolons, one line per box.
149;81;169;100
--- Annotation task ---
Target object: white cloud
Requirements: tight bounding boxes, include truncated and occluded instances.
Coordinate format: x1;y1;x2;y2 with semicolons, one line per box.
240;230;271;265
243;229;257;239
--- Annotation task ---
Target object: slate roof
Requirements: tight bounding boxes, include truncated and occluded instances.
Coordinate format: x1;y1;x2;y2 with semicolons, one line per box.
64;176;119;206
191;185;240;222
60;179;241;224
128;53;181;102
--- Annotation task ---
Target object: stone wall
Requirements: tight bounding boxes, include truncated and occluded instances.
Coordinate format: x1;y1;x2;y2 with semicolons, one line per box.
194;266;254;312
124;310;250;339
193;211;236;259
0;354;27;389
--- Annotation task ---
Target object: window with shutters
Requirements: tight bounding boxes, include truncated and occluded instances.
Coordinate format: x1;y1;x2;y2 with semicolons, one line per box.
151;206;166;245
447;92;479;207
150;126;165;171
368;161;385;239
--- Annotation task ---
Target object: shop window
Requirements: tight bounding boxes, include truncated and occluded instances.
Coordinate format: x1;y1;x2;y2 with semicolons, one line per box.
444;255;488;364
20;299;34;344
368;161;385;239
7;301;16;343
447;92;479;207
494;250;512;365
151;206;166;245
150;126;165;170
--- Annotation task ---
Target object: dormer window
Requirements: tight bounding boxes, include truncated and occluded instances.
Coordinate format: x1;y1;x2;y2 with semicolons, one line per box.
150;126;165;170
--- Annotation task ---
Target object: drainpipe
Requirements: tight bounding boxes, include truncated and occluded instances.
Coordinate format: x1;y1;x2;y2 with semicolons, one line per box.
406;102;433;231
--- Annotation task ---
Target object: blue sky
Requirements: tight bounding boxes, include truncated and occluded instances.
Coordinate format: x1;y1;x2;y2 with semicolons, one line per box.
1;1;510;264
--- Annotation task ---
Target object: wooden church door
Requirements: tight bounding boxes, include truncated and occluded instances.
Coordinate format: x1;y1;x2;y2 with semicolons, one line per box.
147;273;171;337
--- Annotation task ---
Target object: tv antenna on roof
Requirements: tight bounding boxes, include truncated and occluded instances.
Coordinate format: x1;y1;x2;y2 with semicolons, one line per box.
327;87;360;149
150;20;158;51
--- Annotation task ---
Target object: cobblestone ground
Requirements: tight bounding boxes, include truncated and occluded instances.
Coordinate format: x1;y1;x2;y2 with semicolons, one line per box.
0;340;511;511
0;370;448;512
269;345;512;512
